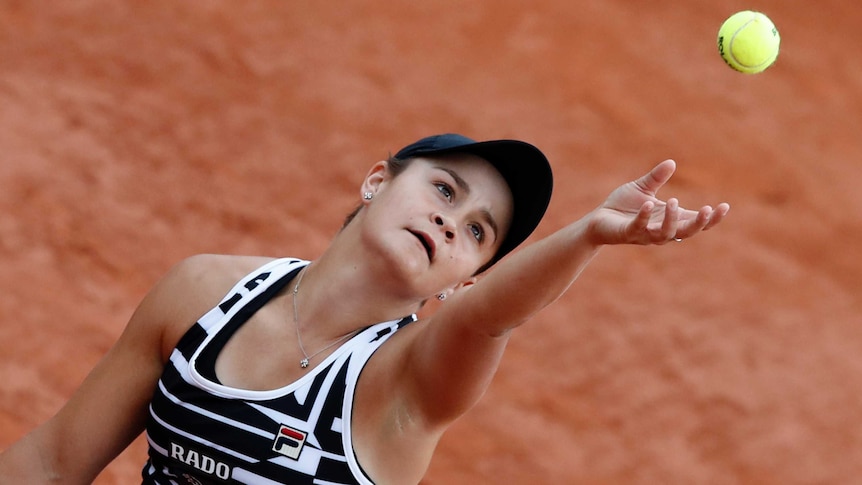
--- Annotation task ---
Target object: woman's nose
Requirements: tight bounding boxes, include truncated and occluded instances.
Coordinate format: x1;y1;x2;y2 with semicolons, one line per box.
434;214;455;240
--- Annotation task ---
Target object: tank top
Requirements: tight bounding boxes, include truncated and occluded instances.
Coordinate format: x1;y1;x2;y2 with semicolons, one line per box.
142;258;415;484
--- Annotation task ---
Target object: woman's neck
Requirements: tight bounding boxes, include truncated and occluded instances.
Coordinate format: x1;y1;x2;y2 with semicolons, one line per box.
291;251;421;340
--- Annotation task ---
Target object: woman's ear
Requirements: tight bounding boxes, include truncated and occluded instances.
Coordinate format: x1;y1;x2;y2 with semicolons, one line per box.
361;160;389;202
435;276;478;306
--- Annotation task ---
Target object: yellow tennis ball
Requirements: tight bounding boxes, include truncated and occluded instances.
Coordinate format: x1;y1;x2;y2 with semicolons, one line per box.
717;10;780;74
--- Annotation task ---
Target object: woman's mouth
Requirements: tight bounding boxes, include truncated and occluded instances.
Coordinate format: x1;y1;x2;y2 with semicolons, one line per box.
410;230;435;261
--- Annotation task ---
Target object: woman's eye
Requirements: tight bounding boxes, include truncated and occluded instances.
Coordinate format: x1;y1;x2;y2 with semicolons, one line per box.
436;183;453;201
470;224;484;242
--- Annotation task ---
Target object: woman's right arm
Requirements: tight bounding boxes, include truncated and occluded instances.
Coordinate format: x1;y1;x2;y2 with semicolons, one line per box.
0;254;243;484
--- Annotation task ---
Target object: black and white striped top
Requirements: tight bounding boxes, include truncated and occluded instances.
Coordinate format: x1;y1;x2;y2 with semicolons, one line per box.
142;258;415;484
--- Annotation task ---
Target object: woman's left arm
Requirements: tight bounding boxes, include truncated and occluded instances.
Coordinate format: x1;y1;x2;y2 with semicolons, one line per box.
401;159;730;427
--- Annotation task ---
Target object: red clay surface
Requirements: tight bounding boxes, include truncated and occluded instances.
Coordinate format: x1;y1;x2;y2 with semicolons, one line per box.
2;2;861;484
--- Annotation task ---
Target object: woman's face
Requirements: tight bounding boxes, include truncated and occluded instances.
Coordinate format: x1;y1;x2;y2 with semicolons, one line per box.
361;153;513;296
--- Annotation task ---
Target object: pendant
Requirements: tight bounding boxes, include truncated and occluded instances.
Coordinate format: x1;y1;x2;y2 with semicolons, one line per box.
300;358;309;368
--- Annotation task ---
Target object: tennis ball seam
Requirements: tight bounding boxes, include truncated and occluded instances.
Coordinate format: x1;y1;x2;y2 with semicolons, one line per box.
728;19;770;69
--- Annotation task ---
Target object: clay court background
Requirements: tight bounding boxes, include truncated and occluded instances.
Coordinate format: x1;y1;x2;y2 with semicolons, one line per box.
1;1;861;484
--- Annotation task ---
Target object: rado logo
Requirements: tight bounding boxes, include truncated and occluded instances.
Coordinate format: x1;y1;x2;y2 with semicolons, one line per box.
170;442;231;480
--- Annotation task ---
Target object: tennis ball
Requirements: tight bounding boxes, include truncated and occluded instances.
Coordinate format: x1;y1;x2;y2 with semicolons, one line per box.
717;11;780;74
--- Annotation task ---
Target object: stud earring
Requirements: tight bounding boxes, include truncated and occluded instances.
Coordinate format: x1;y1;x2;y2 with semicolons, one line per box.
437;293;447;301
363;192;373;200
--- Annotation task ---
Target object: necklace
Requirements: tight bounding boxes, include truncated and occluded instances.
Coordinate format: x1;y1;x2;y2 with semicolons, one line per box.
291;264;357;368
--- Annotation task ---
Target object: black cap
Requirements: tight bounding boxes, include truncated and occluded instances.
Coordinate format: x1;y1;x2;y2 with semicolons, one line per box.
394;133;553;267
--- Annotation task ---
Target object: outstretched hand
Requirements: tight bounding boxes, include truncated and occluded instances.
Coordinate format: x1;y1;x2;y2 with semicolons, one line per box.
588;160;730;246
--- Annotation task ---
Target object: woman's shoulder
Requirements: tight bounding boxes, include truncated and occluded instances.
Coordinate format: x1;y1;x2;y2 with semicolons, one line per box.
166;254;304;300
141;254;285;356
169;254;280;283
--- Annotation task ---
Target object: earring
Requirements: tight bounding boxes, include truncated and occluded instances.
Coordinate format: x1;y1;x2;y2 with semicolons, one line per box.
363;192;373;200
437;293;447;301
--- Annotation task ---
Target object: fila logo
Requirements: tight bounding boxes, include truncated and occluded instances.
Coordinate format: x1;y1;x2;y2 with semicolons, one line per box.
272;424;307;459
